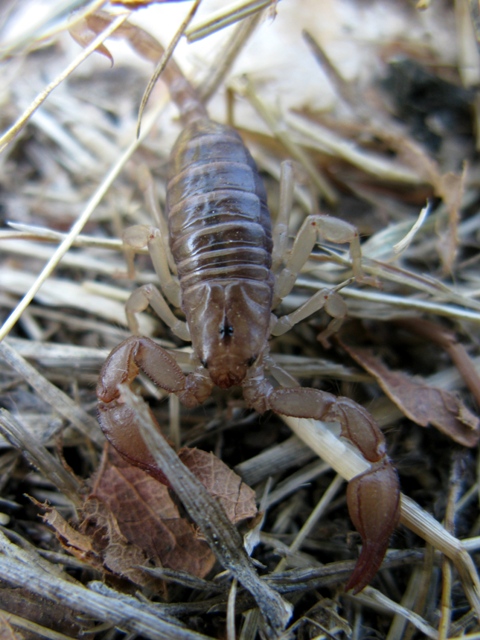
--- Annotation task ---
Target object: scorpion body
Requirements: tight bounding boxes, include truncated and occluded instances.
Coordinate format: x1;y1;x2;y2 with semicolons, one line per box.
97;49;400;596
167;118;274;388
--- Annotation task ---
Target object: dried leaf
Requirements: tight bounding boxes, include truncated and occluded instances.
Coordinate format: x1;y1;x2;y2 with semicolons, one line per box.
42;505;97;562
179;448;258;524
43;446;217;585
89;447;216;580
81;495;157;587
396;318;480;406
342;343;480;447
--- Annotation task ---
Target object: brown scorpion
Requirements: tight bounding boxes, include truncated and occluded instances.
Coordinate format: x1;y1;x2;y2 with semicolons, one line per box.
97;51;400;593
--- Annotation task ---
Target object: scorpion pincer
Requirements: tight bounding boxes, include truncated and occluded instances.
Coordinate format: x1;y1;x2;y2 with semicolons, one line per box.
97;61;400;593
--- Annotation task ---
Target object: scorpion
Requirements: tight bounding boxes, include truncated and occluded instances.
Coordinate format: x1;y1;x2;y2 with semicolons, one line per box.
96;50;400;594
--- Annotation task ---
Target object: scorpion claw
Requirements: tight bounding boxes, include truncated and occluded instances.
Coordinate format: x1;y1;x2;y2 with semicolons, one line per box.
345;460;400;592
250;387;401;591
96;336;188;483
97;399;169;484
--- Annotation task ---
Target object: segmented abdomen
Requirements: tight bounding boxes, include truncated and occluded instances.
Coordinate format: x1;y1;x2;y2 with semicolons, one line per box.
166;119;273;292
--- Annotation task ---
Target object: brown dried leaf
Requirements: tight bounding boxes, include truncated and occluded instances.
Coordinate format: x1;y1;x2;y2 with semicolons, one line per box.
89;446;216;580
396;318;480;406
342;343;480;447
179;448;258;524
42;505;98;563
81;495;156;587
43;446;216;585
44;437;257;586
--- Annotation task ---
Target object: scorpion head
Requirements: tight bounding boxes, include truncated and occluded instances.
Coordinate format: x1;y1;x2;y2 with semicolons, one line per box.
183;281;273;389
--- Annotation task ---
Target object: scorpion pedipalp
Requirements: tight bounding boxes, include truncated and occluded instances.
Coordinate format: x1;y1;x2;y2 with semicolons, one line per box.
243;377;400;593
97;336;212;482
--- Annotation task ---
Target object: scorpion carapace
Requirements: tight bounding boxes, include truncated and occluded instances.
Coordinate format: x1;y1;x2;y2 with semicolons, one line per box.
97;45;400;594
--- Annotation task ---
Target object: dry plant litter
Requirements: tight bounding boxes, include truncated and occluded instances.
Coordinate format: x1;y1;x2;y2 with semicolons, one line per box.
0;0;480;638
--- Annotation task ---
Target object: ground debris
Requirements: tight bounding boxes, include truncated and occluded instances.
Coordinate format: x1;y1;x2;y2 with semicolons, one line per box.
1;1;480;638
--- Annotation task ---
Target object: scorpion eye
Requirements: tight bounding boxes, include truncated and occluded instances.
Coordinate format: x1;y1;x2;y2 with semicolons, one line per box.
219;324;234;337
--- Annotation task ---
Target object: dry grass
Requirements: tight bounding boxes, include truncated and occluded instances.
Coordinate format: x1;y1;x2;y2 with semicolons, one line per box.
1;0;480;638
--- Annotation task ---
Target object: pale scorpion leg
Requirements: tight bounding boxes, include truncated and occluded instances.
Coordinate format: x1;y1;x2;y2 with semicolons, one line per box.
126;283;190;341
142;167;178;278
272;212;376;344
123;225;189;338
271;281;349;348
97;336;213;482
274;213;376;302
123;224;181;308
270;164;349;344
243;373;400;593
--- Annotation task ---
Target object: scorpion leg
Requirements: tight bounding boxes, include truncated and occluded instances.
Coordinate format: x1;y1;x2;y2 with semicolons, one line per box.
126;283;190;341
97;336;213;482
271;284;348;347
245;376;400;592
124;224;181;307
274;213;376;303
